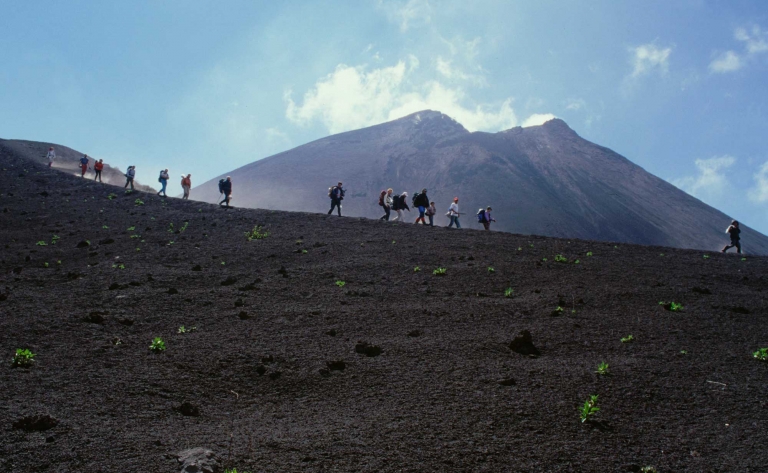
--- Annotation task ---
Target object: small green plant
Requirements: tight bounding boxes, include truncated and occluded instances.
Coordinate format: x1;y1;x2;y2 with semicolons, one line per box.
178;325;196;334
127;226;135;231
741;257;747;261
640;467;658;473
220;261;226;265
504;287;514;298
44;262;49;268
224;469;252;473
554;254;568;263
134;198;144;206
51;235;60;244
659;253;665;256
541;257;548;262
579;395;600;423
433;267;447;276
168;223;174;233
179;221;189;232
36;241;47;246
487;266;495;273
301;249;308;254
553;306;564;315
621;334;634;343
659;301;684;312
517;247;522;251
680;350;688;355
413;266;421;272
335;280;346;288
12;348;36;367
595;362;609;375
112;263;126;270
754;348;768;361
703;254;710;259
149;337;166;352
56;260;61;265
586;251;593;257
392;240;396;244
573;259;580;264
102;225;109;229
245;225;269;241
130;234;141;239
107;193;118;200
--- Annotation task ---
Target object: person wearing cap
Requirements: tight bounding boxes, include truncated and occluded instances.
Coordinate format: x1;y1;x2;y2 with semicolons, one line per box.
447;197;461;228
721;220;742;254
413;188;429;225
328;181;345;216
46;147;55;167
480;206;496;230
219;176;233;208
94;159;104;182
79;154;90;177
181;174;192;200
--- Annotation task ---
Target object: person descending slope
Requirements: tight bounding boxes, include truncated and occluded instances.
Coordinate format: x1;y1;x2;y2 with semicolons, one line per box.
413;188;429;225
94;159;104;182
328;182;345;216
181;174;191;200
477;206;496;231
124;166;136;190
79;155;90;177
447;197;461;228
219;176;233;208
721;220;742;254
392;191;410;222
157;169;170;197
46;147;55;167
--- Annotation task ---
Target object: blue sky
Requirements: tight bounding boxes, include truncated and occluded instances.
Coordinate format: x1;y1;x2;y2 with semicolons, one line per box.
1;0;767;233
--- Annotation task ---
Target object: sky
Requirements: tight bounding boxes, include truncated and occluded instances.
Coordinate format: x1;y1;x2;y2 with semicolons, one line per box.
1;0;767;233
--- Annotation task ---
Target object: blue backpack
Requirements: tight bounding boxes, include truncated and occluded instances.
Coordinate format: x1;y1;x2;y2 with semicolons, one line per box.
476;209;485;222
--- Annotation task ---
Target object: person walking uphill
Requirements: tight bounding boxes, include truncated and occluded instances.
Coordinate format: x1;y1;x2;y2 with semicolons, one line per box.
219;176;233;208
46;147;55;168
328;182;345;216
379;188;394;221
392;191;410;221
426;201;436;226
181;174;191;199
721;220;742;254
447;197;461;228
94;159;104;182
124;166;136;190
79;155;90;177
157;169;170;197
413;189;429;225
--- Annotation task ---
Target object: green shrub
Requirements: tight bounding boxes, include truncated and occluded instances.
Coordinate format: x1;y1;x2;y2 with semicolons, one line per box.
335;280;346;288
620;335;634;343
754;348;768;361
12;348;36;367
36;241;47;246
595;362;609;375
134;199;144;206
245;225;269;241
504;287;514;298
413;266;421;272
659;301;684;312
586;251;593;257
487;266;495;273
149;337;166;352
554;254;568;263
432;267;447;276
579;395;600;423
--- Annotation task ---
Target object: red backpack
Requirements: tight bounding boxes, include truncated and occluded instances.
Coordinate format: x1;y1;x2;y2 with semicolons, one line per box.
378;190;386;206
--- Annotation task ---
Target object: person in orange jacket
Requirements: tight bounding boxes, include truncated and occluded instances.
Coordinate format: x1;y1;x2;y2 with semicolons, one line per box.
181;174;191;199
94;159;104;182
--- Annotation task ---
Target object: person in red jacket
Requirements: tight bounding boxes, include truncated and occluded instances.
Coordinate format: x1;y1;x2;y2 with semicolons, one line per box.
93;159;104;182
181;174;191;200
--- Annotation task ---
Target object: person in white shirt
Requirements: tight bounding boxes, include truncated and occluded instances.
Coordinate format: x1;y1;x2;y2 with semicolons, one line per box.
448;197;461;228
46;147;55;168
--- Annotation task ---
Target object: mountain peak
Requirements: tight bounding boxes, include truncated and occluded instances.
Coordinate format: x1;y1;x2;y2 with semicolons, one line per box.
396;110;468;133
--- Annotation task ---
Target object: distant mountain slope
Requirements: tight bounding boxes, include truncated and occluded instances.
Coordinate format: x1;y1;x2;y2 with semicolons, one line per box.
193;110;768;254
0;138;155;193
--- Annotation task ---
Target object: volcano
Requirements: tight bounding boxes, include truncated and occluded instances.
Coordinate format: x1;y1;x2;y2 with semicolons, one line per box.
194;111;768;254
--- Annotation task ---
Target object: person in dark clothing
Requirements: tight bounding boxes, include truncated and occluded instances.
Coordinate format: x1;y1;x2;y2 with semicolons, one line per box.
328;181;344;216
379;188;393;221
219;176;233;208
413;188;429;225
392;191;410;221
480;206;496;231
124;166;136;190
721;220;741;253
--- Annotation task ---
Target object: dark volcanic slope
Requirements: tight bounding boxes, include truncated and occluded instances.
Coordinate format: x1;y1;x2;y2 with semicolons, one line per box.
0;138;155;193
2;145;768;473
194;111;768;255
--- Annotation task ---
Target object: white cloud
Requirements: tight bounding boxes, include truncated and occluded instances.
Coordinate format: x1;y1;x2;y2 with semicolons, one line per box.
709;51;743;73
522;113;556;127
377;0;432;32
629;44;672;78
748;161;768;203
672;156;736;200
565;98;586;111
710;25;768;74
435;56;487;85
285;58;538;133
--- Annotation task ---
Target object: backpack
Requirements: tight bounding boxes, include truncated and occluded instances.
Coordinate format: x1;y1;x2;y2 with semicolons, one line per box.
328;187;334;199
412;193;419;207
476;209;486;222
378;190;386;206
218;179;226;193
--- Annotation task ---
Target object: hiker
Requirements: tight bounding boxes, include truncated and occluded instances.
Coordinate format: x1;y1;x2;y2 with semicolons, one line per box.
413;188;429;225
379;188;394;221
721;220;741;254
219;176;233;208
79;155;90;177
447;197;461;228
328;182;345;216
124;166;136;190
426;201;436;226
181;174;191;200
157;169;170;197
392;191;410;221
93;159;104;182
478;206;496;230
46;147;55;167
